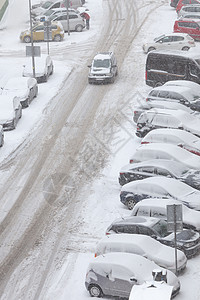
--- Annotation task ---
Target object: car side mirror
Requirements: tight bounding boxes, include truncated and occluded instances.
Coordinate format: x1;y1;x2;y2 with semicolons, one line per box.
130;277;137;283
87;65;91;68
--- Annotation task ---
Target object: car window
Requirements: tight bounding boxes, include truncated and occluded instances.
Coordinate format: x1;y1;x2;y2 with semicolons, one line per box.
135;206;150;216
138;167;155;173
123;225;139;234
156;167;171;177
189;63;199;76
160;36;173;43
138;225;152;235
152;219;168;237
172;36;184;41
152;115;168;126
69;14;78;19
158;91;171;98
35;25;44;31
178;21;191;28
169;92;184;100
51;3;60;8
93;59;110;68
149;90;159;97
151;208;166;219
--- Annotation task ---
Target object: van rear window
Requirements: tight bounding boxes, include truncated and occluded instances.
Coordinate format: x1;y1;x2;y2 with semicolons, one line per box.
195;59;200;65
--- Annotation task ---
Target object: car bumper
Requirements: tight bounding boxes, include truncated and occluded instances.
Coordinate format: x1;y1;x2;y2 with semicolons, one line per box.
88;75;114;84
2;120;15;131
183;241;200;258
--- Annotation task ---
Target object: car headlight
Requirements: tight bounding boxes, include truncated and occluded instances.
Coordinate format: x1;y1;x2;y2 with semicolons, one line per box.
184;241;195;248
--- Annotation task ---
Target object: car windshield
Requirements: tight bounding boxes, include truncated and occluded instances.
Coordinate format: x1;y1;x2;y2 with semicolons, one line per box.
93;59;110;68
152;219;169;237
154;34;165;42
42;1;53;9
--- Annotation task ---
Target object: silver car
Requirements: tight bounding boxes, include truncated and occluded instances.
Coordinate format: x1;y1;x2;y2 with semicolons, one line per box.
48;12;85;32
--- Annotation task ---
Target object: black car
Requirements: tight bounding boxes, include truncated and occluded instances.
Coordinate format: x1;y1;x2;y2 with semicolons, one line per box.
106;216;200;258
119;159;200;190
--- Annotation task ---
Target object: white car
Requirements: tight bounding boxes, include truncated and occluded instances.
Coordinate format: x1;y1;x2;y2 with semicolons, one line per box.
95;234;187;273
120;176;200;211
142;33;195;53
1;77;38;108
23;55;53;83
49;12;85;32
132;198;200;232
34;7;78;22
0;95;22;130
141;128;200;156
85;253;180;298
129;142;200;170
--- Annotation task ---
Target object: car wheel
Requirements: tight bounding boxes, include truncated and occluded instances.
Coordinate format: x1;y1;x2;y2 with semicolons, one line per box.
43;74;48;82
155;82;162;87
35;86;38;97
75;25;83;32
182;46;190;51
88;284;103;298
148;47;156;52
127;198;136;210
23;36;31;43
54;34;62;42
0;136;4;147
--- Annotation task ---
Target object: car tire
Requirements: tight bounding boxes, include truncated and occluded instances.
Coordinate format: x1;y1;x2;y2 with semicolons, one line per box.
75;25;83;32
35;86;38;97
127;198;136;210
54;34;62;42
23;36;31;43
148;47;156;52
182;46;190;51
0;136;4;147
88;284;103;298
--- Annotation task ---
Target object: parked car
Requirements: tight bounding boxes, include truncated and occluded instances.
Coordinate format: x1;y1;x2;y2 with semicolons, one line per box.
88;52;118;84
176;0;200;13
0;125;4;147
178;4;200;17
142;33;195;53
20;21;64;43
136;109;200;138
0;95;22;130
23;55;54;83
85;252;180;298
95;234;187;273
1;77;38;108
106;216;200;257
147;85;200;110
133;99;196;123
132;198;200;232
119;159;200;190
141;128;200;156
48;12;85;32
170;0;180;7
33;7;78;22
174;18;200;40
145;50;200;87
129;142;200;170
120;176;200;210
129;281;173;300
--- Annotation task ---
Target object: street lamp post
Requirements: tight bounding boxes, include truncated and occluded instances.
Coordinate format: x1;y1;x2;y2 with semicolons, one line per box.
28;0;36;78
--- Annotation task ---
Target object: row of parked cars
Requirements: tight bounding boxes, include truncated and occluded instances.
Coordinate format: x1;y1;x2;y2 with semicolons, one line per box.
0;53;54;147
84;1;200;299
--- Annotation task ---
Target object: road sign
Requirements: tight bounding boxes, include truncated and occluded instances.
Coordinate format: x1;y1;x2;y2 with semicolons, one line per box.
167;204;183;232
26;46;41;57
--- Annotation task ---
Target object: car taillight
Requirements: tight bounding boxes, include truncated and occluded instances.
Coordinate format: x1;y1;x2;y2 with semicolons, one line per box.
120;172;124;175
141;141;149;144
94;253;97;257
188;40;194;44
146;98;149;101
145;70;147;81
129;159;134;163
137;127;140;131
106;232;110;235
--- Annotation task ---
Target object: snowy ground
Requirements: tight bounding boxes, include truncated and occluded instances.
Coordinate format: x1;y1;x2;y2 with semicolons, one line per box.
0;0;200;299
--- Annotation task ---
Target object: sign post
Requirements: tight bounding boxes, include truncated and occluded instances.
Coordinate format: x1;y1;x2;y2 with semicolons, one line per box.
64;0;70;36
28;0;36;78
167;204;183;275
44;20;52;54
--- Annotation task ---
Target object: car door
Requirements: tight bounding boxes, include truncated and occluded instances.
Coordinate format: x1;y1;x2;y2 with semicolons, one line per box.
156;35;173;50
32;24;44;41
69;14;79;30
172;35;186;49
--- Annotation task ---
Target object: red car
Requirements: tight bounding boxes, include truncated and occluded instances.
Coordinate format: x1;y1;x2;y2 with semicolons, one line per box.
176;0;200;13
174;19;200;40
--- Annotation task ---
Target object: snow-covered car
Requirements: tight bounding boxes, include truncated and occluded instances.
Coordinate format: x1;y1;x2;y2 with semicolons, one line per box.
136;109;200;138
0;125;4;147
129;281;173;300
31;0;65;17
106;216;200;258
133;99;196;123
141;128;200;156
85;252;180;298
178;4;200;18
0;95;22;130
179;12;200;19
147;85;200;111
120;176;200;211
1;77;38;108
119;159;200;190
132;198;200;232
142;33;195;53
95;234;187;273
23;55;54;83
164;80;200;97
33;7;78;22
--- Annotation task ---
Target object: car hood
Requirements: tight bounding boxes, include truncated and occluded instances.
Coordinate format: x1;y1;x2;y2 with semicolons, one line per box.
164;229;199;243
0;108;14;121
90;67;110;74
2;89;28;100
